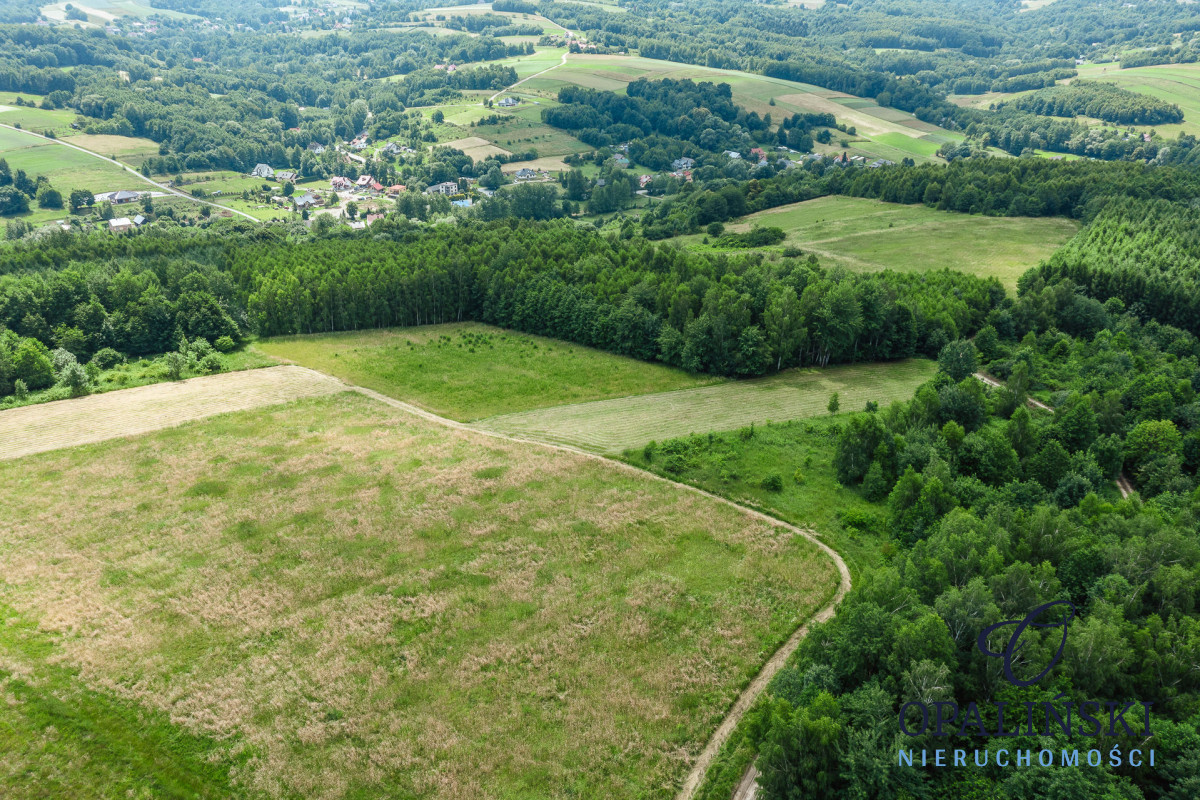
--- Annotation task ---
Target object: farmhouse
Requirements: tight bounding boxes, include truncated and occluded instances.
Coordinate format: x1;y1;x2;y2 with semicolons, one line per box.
380;142;404;156
97;189;143;205
331;176;353;191
671;156;695;170
426;181;460;195
108;217;133;232
277;171;299;182
355;175;373;188
497;96;519;107
250;164;275;179
307;142;326;154
294;192;322;209
611;154;630;168
386;184;407;196
868;159;895;169
514;168;537;181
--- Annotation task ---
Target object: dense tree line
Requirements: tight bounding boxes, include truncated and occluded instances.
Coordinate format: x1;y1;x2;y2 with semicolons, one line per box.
998;80;1184;126
704;291;1200;798
1030;197;1200;338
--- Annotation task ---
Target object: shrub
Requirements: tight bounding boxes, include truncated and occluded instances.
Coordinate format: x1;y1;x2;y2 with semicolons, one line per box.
189;337;214;358
213;335;236;353
13;379;28;400
90;347;124;369
793;468;806;485
199;353;225;374
642;440;657;462
761;473;784;492
59;361;90;397
162;351;186;380
51;347;78;374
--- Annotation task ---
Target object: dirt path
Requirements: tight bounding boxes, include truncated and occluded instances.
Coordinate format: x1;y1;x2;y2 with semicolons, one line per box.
0;123;258;222
1116;472;1136;499
489;48;571;102
973;371;1053;412
0;366;343;461
2;366;851;800
348;387;851;800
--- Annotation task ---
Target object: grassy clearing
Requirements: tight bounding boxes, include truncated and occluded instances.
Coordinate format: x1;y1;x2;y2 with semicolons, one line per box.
258;322;720;421
676;196;1078;288
61;133;160;161
0;127;144;208
0;604;245;800
516;55;961;163
1075;62;1200;137
476;358;935;454
0;392;838;799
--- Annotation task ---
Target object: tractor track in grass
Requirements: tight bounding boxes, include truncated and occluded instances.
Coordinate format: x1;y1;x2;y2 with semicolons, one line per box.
0;363;851;800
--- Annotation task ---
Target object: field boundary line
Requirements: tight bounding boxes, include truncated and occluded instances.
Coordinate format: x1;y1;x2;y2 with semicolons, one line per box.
343;383;851;800
0;122;258;221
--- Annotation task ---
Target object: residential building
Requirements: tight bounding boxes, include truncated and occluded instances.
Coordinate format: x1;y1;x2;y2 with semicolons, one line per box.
331;176;353;191
672;157;695;170
108;217;132;232
355;175;373;188
425;181;460;195
497;96;519;107
514;168;537;181
277;171;299;182
250;163;274;179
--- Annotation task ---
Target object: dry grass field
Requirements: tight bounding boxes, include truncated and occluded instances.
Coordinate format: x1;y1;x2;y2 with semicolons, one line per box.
0;366;341;461
0;391;837;799
476;359;937;453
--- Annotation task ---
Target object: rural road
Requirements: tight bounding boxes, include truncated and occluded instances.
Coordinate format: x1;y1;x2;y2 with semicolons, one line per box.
0;122;258;221
488;26;573;103
2;363;851;800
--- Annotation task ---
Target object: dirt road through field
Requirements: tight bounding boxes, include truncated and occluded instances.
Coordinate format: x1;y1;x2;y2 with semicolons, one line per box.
2;364;851;800
0;366;343;461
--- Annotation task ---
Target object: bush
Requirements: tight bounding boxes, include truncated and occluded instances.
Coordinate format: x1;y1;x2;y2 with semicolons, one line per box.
90;347;124;369
706;221;725;237
51;347;78;374
59;361;90;397
189;337;214;358
162;351;186;380
13;379;28;400
199;353;225;374
761;473;784;492
793;468;806;485
642;440;657;462
213;335;236;353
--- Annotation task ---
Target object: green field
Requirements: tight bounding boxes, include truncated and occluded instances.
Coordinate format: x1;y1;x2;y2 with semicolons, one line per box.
0;93;79;137
476;358;936;453
0;126;152;223
0;392;837;798
1075;62;1200;137
677;196;1079;288
516;54;961;164
258;323;721;420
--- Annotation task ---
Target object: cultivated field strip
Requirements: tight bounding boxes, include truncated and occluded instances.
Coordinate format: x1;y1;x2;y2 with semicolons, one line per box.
475;359;936;453
0;366;345;461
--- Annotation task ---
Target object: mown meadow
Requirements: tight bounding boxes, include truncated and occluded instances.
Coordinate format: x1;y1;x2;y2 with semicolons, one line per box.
0;391;838;799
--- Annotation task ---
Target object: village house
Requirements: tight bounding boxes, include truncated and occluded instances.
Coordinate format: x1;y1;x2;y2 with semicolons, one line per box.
355;175;373;188
294;192;322;209
369;180;385;193
868;159;895;169
611;153;630;168
425;181;460;195
331;176;353;191
639;174;654;188
380;142;404;157
497;96;519;107
386;184;406;196
365;213;385;224
723;150;741;159
307;142;326;154
750;147;766;161
108;217;133;233
514;167;537;181
277;171;299;182
250;163;275;179
133;214;147;226
671;156;695;171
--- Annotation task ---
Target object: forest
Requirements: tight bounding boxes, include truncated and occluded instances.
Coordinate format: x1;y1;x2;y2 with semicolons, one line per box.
730;291;1200;799
997;81;1184;126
